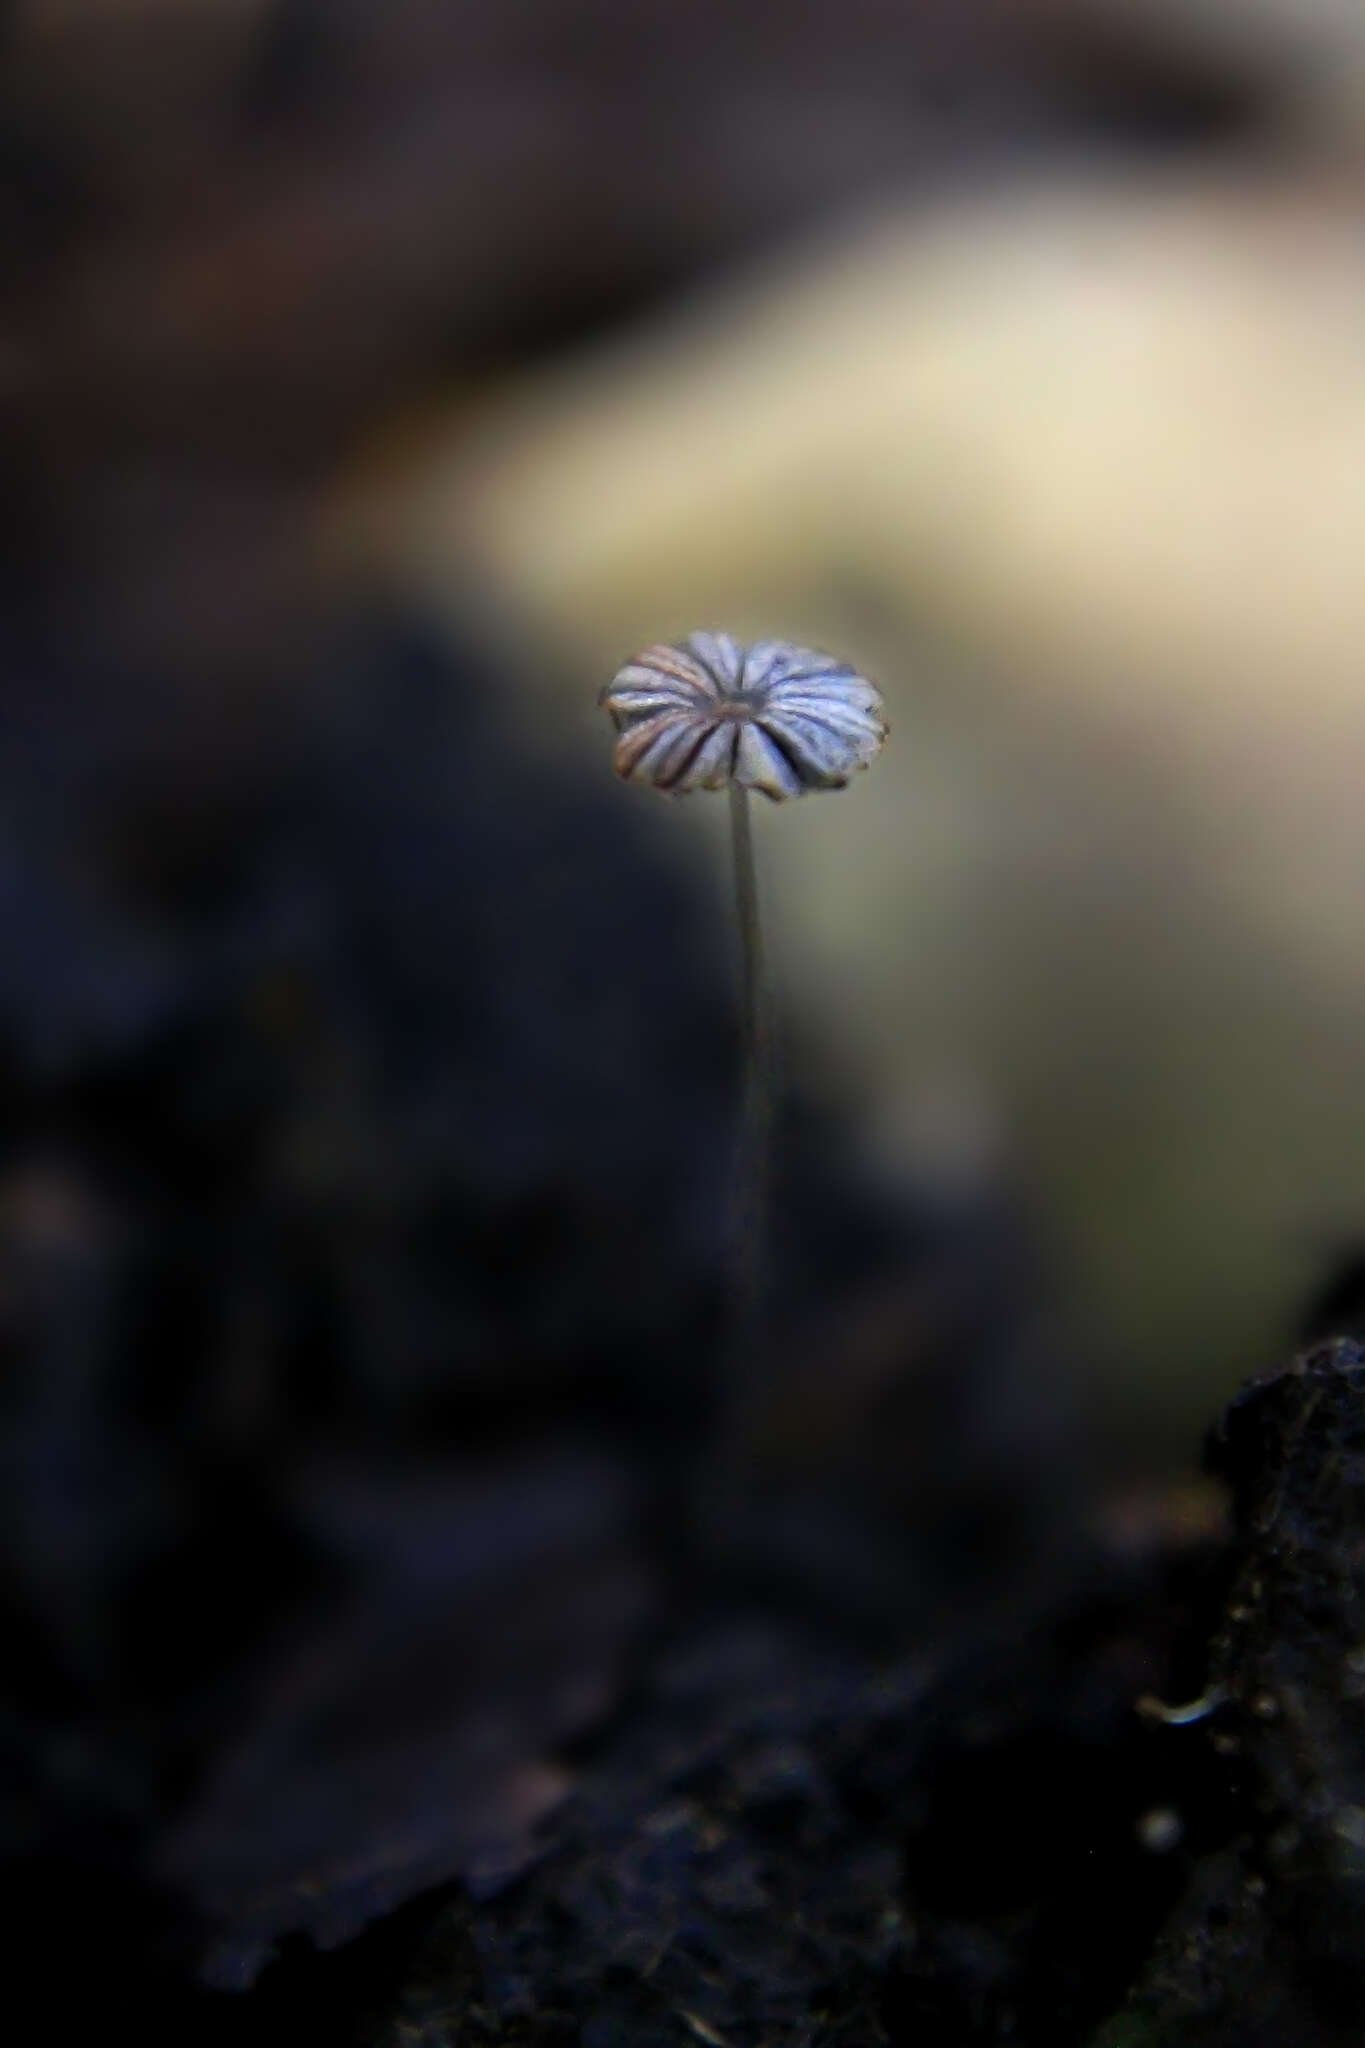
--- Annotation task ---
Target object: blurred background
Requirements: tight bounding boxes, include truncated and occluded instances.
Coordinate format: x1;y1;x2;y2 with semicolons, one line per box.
4;0;1365;2013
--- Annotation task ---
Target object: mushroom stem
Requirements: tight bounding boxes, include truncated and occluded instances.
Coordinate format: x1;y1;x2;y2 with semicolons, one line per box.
728;782;772;1378
729;782;763;1062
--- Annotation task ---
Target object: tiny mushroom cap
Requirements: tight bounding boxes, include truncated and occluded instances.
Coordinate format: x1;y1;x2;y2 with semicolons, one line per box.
599;632;887;801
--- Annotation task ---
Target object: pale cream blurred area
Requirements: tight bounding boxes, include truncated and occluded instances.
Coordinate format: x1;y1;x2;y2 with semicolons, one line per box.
347;145;1365;1446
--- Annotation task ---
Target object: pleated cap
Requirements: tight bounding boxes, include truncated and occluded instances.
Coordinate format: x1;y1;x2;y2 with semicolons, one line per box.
599;632;887;801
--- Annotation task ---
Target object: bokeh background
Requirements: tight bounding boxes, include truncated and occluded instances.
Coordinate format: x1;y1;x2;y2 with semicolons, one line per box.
9;0;1365;1447
5;0;1365;2011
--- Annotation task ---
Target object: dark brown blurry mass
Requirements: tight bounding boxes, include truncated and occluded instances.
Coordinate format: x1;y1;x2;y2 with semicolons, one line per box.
0;0;1252;668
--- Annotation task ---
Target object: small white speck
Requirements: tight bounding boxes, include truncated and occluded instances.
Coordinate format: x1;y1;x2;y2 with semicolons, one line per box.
1136;1807;1184;1854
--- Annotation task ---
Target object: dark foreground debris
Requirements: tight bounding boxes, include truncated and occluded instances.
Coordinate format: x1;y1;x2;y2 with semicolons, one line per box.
338;1342;1365;2048
1094;1340;1365;2048
353;1482;1227;2048
325;1343;1365;2048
